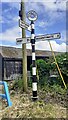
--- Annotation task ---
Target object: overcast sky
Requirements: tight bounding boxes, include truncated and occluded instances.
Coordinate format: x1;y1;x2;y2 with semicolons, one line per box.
0;0;68;52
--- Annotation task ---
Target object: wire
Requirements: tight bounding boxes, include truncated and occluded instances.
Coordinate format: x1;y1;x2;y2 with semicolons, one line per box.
48;40;67;89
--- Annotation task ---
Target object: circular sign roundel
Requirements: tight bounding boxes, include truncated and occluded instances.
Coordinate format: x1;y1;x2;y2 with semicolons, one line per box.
27;10;38;21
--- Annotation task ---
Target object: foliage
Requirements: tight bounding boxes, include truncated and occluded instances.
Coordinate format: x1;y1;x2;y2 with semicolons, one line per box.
12;78;23;91
12;77;32;91
50;52;68;86
27;77;32;87
30;52;68;88
36;59;50;87
51;84;66;95
56;53;68;84
30;59;50;87
12;53;67;92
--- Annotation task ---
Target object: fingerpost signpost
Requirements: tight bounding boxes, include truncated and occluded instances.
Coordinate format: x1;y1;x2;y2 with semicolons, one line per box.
16;1;61;100
27;10;38;100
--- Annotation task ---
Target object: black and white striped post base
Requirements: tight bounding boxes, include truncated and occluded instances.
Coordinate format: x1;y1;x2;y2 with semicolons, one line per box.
31;21;38;100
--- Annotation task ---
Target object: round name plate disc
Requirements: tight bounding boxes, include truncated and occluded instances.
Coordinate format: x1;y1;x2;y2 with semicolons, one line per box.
27;10;38;21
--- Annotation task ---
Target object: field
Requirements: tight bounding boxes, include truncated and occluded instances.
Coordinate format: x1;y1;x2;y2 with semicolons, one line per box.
0;86;67;119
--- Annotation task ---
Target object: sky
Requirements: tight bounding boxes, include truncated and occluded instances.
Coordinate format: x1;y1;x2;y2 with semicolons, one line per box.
0;0;68;52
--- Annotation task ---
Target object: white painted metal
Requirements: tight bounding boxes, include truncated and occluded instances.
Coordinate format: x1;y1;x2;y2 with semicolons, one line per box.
31;24;34;29
19;19;31;32
32;67;36;75
32;83;37;91
32;53;35;60
27;10;38;21
16;33;61;45
16;37;30;45
16;38;27;44
31;34;35;39
35;33;61;41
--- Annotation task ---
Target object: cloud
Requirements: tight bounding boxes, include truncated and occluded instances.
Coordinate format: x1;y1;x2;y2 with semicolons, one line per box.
0;23;67;52
41;1;66;26
38;21;49;28
1;0;20;2
66;31;68;44
1;0;66;28
12;16;19;22
0;25;21;42
0;16;3;23
26;40;67;52
42;0;67;11
60;31;66;42
0;0;67;52
8;2;19;9
25;1;66;30
1;4;19;24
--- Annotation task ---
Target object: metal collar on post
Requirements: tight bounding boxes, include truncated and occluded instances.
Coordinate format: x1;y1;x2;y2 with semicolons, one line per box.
27;10;38;22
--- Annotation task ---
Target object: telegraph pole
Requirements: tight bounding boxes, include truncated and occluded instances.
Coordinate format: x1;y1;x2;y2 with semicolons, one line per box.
19;0;27;92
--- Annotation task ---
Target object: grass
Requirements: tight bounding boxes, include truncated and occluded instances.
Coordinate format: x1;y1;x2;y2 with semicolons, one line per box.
0;89;67;119
0;78;67;119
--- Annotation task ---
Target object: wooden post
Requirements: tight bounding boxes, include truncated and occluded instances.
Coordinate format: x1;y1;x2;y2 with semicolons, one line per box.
21;0;27;92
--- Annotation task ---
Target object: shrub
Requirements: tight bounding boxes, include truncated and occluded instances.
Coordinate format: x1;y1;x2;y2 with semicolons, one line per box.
30;59;50;87
12;79;23;91
51;84;66;95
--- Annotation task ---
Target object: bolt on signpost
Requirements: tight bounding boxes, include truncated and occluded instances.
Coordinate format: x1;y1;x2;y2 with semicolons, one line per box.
27;10;38;100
